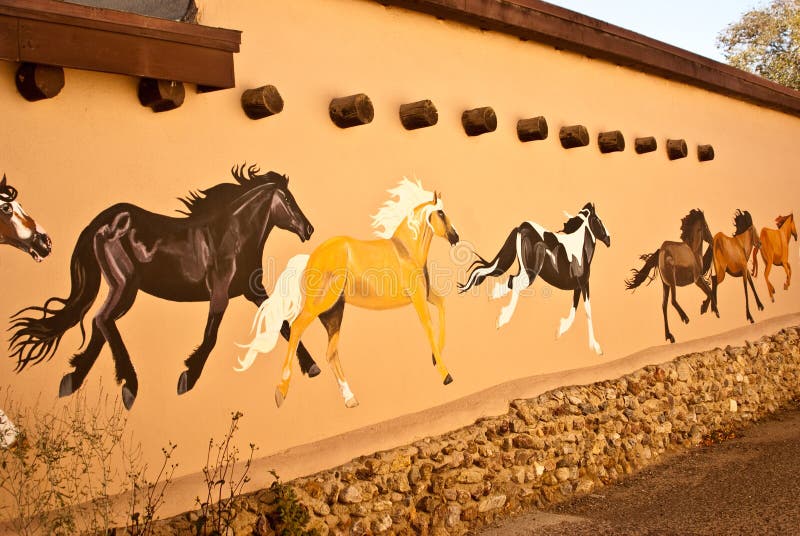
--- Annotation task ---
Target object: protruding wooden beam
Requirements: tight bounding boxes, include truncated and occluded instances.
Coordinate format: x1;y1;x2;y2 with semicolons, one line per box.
698;144;715;162
399;100;438;130
138;78;185;112
15;63;64;102
329;94;374;128
634;136;658;154
666;138;688;160
517;116;548;142
241;85;284;119
559;125;589;148
598;130;625;153
462;107;497;136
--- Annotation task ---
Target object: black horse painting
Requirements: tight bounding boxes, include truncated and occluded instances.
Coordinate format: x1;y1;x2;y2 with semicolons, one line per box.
459;203;611;354
10;164;321;409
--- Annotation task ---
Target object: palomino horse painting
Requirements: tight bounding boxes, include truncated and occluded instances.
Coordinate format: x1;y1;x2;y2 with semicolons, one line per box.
458;203;610;354
237;178;460;408
754;213;796;302
0;174;51;262
626;209;717;343
9;165;321;409
701;210;764;324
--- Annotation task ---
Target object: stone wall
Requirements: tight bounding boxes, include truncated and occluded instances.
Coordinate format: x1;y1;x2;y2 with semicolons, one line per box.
154;326;800;535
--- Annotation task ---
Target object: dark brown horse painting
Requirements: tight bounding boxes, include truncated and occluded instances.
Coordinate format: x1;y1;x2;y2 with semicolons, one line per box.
701;210;764;323
626;209;717;343
9;165;320;409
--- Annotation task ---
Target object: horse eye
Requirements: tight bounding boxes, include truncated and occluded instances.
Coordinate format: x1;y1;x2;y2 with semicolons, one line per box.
437;210;444;217
0;203;11;215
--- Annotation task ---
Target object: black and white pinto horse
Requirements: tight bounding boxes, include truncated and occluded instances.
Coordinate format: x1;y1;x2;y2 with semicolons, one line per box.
459;203;611;354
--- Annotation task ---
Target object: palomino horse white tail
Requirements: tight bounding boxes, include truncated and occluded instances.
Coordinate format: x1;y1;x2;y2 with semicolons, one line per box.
238;178;460;408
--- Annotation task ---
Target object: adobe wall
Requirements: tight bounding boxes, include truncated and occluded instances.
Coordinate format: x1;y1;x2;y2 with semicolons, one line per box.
0;0;798;494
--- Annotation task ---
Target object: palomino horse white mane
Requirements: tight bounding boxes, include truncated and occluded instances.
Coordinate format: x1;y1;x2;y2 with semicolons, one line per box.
371;177;443;240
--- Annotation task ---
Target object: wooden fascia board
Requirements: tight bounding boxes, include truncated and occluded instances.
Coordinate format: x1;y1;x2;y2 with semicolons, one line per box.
0;0;241;89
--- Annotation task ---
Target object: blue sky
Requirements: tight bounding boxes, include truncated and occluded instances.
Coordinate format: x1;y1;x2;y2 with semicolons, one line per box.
543;0;764;62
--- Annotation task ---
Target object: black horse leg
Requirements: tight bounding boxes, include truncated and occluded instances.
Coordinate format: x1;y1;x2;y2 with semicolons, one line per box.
662;282;674;343
59;323;107;398
746;272;764;312
669;282;690;324
698;277;718;318
95;284;140;410
743;276;754;324
244;290;320;377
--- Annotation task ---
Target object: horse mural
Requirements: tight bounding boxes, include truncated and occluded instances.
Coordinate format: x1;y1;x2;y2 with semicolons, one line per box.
700;210;764;323
9;165;321;410
625;209;717;343
236;178;460;408
0;174;51;262
754;213;796;302
458;203;610;354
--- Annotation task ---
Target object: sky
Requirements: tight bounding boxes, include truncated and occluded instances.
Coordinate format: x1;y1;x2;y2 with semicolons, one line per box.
542;0;765;62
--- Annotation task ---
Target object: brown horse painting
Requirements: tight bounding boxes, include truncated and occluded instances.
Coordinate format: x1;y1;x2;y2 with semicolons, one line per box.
753;213;796;302
625;209;717;343
701;210;764;324
0;174;51;261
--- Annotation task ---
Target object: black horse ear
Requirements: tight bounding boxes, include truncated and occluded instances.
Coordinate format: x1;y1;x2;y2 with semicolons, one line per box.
1;174;6;188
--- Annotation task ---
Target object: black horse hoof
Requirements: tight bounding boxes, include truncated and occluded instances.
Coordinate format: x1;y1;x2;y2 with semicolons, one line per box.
431;353;436;366
666;334;675;344
59;373;75;398
122;384;137;410
177;370;192;395
443;373;453;385
307;363;321;378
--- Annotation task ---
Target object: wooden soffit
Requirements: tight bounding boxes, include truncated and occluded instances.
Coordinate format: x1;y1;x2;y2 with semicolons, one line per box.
379;0;800;118
0;0;240;89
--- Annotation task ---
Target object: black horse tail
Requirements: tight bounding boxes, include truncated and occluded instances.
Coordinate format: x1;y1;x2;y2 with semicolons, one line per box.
458;227;519;293
625;249;660;290
9;224;102;371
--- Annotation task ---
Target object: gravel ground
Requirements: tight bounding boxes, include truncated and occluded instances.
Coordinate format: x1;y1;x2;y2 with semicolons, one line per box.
479;403;800;536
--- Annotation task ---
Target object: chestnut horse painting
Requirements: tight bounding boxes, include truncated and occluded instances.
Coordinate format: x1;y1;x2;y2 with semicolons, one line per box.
626;209;717;343
701;210;763;324
9;165;321;409
754;213;796;302
236;178;460;409
458;203;611;355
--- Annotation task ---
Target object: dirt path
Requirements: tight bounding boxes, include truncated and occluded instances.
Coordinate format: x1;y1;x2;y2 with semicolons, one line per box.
479;403;800;536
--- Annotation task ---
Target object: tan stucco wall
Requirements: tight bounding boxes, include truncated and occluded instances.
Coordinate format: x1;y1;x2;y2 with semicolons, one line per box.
0;0;798;490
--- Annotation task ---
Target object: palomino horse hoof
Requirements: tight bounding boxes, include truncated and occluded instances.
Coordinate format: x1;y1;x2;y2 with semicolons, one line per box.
121;385;137;410
275;387;285;408
307;363;321;378
443;373;453;385
345;397;359;409
431;353;436;366
59;373;75;398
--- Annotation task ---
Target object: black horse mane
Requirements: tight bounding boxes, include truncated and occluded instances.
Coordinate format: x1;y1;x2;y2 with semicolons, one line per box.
679;209;706;242
177;164;287;217
0;174;18;202
733;209;753;235
561;203;594;233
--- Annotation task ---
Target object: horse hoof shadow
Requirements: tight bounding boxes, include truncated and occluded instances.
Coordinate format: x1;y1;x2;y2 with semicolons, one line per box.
307;363;321;378
122;384;136;410
444;373;453;385
275;387;285;408
59;373;75;398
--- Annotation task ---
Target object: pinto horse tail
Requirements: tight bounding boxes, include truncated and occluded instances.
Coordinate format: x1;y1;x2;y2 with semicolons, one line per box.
9;224;102;371
625;249;660;290
458;227;519;293
235;254;310;372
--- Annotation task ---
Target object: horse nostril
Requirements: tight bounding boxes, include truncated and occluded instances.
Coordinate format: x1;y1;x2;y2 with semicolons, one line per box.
307;224;314;237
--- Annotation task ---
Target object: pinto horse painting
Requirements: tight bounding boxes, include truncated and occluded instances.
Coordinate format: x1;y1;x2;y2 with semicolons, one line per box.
754;213;796;302
625;209;717;343
701;210;764;323
0;174;51;262
236;178;460;409
458;203;610;354
9;164;321;410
